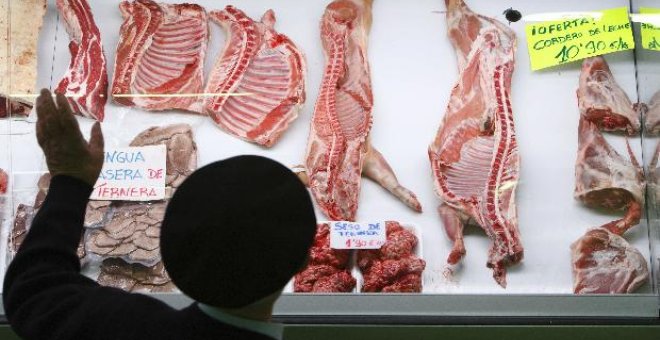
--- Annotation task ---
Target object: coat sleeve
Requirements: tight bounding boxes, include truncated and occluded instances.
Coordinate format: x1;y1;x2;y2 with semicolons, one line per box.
2;175;178;340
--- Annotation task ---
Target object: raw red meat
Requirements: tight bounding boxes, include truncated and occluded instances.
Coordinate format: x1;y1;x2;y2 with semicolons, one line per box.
204;6;306;147
112;0;208;113
303;0;421;221
571;228;648;294
357;222;425;293
577;57;640;135
574;117;644;230
0;98;31;119
55;0;108;121
645;90;660;135
428;0;522;287
294;265;356;293
0;168;7;194
294;223;355;293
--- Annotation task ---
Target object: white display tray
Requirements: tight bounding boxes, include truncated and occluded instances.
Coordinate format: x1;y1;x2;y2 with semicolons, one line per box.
1;0;653;296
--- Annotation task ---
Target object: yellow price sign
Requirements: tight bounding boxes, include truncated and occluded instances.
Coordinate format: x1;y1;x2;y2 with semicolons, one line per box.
525;7;635;71
640;8;660;51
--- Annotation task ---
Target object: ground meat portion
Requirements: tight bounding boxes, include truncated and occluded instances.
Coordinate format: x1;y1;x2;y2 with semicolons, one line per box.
294;265;355;293
294;223;356;293
357;221;425;293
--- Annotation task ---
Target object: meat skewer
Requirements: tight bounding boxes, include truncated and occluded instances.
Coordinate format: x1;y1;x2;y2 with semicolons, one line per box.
301;0;421;221
428;0;522;287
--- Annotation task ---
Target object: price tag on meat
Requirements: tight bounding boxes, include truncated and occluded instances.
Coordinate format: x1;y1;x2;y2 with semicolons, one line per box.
330;221;386;249
525;7;634;71
90;145;167;201
640;8;660;51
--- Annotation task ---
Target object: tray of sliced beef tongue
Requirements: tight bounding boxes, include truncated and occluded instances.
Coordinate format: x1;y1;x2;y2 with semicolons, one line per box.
7;123;197;293
290;221;425;294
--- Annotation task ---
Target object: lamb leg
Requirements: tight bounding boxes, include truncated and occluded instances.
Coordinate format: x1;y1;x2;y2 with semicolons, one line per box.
601;200;642;236
438;204;466;265
362;145;422;212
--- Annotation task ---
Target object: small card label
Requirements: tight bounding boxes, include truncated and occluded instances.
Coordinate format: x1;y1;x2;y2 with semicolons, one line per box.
330;221;386;249
640;8;660;51
90;145;167;201
525;7;635;71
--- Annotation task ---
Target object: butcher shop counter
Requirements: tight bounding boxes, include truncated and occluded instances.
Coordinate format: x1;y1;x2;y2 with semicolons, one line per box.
1;0;660;331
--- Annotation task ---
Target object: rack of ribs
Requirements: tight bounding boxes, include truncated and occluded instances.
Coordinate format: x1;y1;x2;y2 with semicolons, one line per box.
577;56;640;135
55;0;108;121
204;6;306;147
111;0;208;113
428;0;522;287
302;0;421;221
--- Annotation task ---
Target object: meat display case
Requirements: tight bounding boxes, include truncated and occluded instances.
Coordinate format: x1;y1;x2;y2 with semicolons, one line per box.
0;0;659;324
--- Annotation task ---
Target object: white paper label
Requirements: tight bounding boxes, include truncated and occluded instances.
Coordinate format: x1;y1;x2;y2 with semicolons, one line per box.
90;145;167;201
330;221;386;249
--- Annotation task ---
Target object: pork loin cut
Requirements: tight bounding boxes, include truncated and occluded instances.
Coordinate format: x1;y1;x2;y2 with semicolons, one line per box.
303;0;421;221
571;228;648;294
0;0;47;118
577;57;640;135
574;117;644;235
428;0;522;287
55;0;108;121
112;0;208;113
204;6;306;147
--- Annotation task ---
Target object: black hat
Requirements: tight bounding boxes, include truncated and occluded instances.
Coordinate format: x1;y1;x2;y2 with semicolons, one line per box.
160;155;317;308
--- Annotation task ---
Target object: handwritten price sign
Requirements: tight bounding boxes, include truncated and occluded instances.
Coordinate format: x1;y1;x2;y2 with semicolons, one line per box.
90;145;167;201
330;221;386;250
525;7;634;71
641;8;660;51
